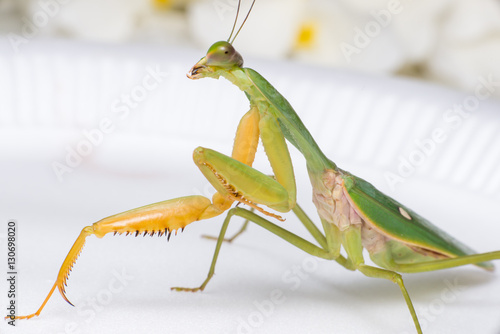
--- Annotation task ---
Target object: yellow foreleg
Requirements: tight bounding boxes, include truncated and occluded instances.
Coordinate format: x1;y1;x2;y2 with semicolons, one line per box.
15;195;228;319
15;107;261;320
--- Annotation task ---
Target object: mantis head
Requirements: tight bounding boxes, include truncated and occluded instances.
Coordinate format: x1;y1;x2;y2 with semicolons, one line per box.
187;41;243;80
188;0;255;80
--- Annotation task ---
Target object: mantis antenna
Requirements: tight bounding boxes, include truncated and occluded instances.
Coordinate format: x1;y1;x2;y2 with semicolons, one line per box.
228;0;256;45
226;0;242;43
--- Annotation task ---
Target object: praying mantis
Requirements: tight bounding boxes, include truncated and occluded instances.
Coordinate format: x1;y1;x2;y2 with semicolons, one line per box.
11;1;500;333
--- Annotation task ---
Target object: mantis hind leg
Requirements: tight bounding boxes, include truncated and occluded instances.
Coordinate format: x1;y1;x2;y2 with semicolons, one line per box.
171;206;347;292
342;225;423;334
389;251;500;273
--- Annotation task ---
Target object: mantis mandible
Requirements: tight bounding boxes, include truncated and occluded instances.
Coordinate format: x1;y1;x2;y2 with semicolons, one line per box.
12;1;500;333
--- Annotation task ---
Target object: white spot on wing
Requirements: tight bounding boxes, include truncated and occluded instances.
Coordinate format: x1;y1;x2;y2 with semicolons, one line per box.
399;207;412;220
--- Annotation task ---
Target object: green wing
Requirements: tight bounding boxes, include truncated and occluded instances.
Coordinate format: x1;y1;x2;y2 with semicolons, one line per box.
244;67;492;270
344;174;493;270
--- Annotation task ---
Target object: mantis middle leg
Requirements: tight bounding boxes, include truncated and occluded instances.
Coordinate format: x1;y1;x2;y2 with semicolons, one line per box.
172;206;352;292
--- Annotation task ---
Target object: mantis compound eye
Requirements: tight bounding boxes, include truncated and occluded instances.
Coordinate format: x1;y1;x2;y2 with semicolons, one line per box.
206;41;244;68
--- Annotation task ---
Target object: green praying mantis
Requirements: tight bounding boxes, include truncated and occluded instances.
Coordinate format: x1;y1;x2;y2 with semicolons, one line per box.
12;1;500;333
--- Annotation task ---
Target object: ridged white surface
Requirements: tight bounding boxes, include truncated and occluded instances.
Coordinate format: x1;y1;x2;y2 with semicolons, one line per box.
0;39;499;334
2;40;499;194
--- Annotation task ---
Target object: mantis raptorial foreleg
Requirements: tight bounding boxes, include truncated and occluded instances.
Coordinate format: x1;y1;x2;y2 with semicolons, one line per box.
16;195;230;320
16;107;262;319
195;111;297;219
16;100;301;319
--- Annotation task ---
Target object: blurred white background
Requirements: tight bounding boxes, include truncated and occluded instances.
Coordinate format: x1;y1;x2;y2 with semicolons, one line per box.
1;0;500;97
1;1;500;334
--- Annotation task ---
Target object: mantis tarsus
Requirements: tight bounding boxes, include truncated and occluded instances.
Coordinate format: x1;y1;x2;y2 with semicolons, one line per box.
12;1;500;333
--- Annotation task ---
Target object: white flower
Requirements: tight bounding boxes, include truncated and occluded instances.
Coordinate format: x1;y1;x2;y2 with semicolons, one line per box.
25;0;149;42
187;0;305;59
291;0;406;74
425;0;500;96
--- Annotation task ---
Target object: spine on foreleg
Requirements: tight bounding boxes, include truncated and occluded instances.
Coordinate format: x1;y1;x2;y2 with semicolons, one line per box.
57;195;227;304
56;226;93;304
15;195;229;319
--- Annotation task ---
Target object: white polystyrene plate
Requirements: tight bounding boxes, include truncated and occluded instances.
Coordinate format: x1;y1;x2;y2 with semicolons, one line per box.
0;39;499;334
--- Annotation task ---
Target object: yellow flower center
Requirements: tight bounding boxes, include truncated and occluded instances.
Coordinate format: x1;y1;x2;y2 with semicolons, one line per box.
295;22;317;50
152;0;172;10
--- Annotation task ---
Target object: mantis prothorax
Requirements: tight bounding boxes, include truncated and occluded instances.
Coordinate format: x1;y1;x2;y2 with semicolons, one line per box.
13;1;500;333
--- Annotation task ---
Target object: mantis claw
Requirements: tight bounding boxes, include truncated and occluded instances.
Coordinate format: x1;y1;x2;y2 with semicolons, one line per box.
60;289;75;307
170;286;203;293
